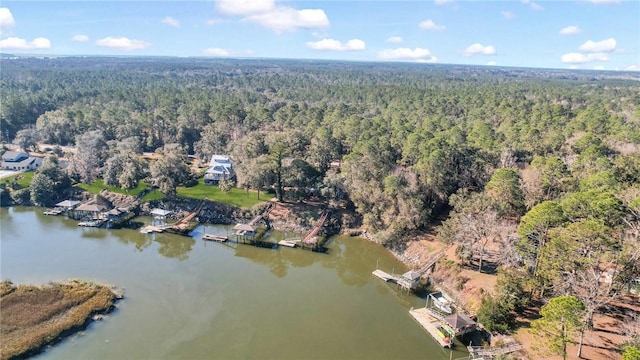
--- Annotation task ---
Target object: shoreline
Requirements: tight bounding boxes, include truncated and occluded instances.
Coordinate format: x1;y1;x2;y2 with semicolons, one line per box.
0;280;123;360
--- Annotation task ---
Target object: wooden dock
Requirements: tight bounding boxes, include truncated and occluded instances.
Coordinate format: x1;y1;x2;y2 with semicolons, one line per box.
140;225;167;233
409;307;454;348
43;209;63;216
202;234;228;242
278;239;299;248
372;269;401;282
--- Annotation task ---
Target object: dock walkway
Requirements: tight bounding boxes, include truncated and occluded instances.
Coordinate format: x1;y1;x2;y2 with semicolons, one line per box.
467;343;524;358
202;234;228;242
409;307;454;348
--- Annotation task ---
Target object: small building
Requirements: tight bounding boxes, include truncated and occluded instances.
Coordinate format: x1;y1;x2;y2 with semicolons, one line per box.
150;208;172;226
75;203;107;220
233;223;256;237
443;313;477;336
1;151;42;171
204;155;234;185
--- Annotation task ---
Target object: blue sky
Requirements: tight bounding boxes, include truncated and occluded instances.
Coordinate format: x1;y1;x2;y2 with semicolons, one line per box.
0;0;638;71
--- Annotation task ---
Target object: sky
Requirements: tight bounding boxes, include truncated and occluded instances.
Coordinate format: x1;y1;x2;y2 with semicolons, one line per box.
0;0;638;71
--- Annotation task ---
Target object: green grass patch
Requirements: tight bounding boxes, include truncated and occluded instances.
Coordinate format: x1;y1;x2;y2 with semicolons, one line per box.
2;171;34;189
176;178;266;208
141;189;165;202
76;179;151;196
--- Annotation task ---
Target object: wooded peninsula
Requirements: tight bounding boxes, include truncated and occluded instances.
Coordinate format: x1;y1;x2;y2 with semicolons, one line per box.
1;57;639;359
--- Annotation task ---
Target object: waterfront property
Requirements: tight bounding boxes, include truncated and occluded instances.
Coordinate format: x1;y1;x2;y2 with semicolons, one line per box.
1;151;42;171
204;154;234;185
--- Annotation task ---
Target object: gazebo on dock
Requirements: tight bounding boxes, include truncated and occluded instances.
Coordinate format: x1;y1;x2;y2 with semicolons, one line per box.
75;203;106;220
233;223;256;240
444;313;477;336
150;208;172;226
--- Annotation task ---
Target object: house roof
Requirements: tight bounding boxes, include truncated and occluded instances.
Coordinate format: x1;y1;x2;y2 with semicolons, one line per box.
444;313;476;330
2;151;29;162
56;200;81;208
75;203;106;212
402;270;421;281
233;223;256;232
150;208;172;216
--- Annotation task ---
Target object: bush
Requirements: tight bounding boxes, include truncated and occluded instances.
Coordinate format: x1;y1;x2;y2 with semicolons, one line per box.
477;294;515;333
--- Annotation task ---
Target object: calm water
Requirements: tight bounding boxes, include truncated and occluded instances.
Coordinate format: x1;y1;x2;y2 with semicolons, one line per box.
0;207;467;359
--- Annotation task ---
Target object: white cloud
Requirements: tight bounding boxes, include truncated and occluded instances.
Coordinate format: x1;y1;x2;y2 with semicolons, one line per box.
434;0;454;4
578;38;616;53
0;7;15;35
217;0;275;15
590;0;620;4
561;53;588;64
95;36;150;51
501;11;516;19
522;0;544;11
72;34;89;42
161;16;180;28
622;64;638;71
559;25;581;35
203;47;231;56
0;36;50;50
593;65;605;70
378;47;437;62
487;61;497;66
244;7;329;33
464;43;497;56
386;36;403;44
561;52;611;64
419;19;445;31
306;38;365;51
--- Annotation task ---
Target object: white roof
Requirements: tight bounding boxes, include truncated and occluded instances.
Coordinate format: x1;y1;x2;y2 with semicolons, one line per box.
209;155;232;167
150;208;172;216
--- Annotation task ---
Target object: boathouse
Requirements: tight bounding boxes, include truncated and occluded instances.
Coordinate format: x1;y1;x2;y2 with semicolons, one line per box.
75;203;106;220
444;313;477;336
150;208;172;226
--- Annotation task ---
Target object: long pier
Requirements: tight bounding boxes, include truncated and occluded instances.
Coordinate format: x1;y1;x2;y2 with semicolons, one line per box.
301;210;330;248
409;307;454;348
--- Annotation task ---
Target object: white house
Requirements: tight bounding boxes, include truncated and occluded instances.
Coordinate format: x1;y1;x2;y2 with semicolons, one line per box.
1;151;42;171
204;155;234;185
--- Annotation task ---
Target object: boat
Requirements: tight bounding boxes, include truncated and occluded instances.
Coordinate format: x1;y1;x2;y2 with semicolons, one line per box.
428;291;454;314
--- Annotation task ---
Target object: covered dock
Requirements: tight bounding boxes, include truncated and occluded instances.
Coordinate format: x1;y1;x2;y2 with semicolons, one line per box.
409;307;454;348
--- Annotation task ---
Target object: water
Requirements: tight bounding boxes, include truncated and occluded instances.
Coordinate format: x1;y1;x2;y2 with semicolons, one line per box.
0;207;467;359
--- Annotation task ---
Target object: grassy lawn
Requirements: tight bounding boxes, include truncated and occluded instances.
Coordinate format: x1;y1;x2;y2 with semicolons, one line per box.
176;178;266;208
76;179;151;196
2;171;35;189
75;178;265;208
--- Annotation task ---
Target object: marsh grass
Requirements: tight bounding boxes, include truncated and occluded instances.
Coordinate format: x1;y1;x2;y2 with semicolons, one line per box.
0;280;119;360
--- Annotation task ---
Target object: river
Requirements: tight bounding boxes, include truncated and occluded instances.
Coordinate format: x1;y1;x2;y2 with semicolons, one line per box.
0;207;467;359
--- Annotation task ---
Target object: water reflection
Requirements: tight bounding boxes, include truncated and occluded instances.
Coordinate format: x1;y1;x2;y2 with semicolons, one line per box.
155;236;195;260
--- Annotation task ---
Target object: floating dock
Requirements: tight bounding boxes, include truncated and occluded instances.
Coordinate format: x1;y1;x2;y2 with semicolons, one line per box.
43;209;63;216
278;239;299;248
140;225;167;234
409;307;454;348
202;234;228;242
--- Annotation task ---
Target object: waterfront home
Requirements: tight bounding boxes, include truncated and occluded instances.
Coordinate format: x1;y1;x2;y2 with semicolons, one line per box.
204;155;234;185
1;151;42;171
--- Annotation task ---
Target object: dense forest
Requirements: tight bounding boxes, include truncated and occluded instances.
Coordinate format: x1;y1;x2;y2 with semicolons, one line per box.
2;57;640;357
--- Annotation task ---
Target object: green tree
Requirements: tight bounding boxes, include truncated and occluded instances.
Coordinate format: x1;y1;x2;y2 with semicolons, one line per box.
269;142;287;202
485;168;525;217
477;294;514;333
531;295;585;360
29;172;56;206
517;200;566;285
